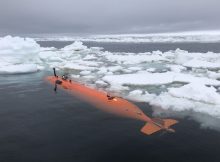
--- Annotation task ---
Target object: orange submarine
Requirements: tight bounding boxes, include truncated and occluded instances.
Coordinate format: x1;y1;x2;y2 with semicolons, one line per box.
46;68;178;135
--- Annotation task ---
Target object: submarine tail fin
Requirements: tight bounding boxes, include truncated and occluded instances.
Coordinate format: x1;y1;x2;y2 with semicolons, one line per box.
141;122;161;135
141;119;178;135
163;119;178;128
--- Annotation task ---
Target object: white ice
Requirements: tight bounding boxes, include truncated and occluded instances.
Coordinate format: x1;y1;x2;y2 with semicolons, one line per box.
103;72;220;86
0;36;41;74
1;35;220;129
168;83;220;105
32;31;220;43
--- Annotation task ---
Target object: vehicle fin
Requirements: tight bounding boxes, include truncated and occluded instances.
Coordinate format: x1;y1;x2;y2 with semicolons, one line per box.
163;119;178;128
140;122;161;135
141;119;178;135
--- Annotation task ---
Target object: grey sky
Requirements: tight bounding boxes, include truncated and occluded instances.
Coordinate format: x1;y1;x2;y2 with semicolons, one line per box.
0;0;220;35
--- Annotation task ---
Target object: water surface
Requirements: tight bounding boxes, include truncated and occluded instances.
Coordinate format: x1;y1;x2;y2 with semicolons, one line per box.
1;42;220;162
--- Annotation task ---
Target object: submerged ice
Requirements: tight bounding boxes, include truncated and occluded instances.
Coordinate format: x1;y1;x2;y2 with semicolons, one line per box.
1;35;220;129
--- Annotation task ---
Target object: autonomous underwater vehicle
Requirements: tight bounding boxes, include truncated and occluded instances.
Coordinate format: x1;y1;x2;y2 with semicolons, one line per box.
45;68;178;135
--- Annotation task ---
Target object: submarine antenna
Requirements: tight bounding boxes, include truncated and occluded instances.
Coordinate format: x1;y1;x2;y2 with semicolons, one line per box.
53;68;58;77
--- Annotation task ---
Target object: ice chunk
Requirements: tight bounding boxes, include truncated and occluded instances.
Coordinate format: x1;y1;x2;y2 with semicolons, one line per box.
105;53;167;64
183;60;220;69
150;92;220;118
62;63;96;70
127;90;156;102
107;66;123;72
0;35;40;56
75;60;101;67
38;51;62;62
168;83;220;105
80;70;91;75
61;41;87;51
167;65;187;73
128;67;142;71
71;74;80;78
174;50;220;70
0;36;41;74
103;72;220;86
95;80;108;87
146;68;156;72
207;71;220;79
97;67;108;74
83;55;97;60
103;72;172;85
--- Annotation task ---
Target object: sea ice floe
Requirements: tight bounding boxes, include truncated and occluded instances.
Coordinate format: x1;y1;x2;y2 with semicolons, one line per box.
105;53;167;64
125;85;220;119
2;35;220;128
146;68;156;72
80;70;91;75
174;49;220;70
0;36;41;74
167;65;187;73
128;67;142;71
0;35;40;56
83;55;97;60
150;92;220;118
33;31;220;43
95;80;108;87
83;31;220;43
103;71;220;86
168;83;220;105
60;41;88;51
107;66;123;72
207;71;220;79
62;63;96;71
183;59;220;69
127;90;156;102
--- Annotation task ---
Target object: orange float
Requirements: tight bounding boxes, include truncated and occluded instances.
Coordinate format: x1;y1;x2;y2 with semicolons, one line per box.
46;70;178;135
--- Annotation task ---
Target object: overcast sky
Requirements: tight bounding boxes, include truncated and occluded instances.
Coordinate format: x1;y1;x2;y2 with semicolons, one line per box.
0;0;220;36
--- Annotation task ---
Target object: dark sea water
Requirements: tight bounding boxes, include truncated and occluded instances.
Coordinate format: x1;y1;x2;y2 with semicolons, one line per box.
39;41;220;53
1;42;220;162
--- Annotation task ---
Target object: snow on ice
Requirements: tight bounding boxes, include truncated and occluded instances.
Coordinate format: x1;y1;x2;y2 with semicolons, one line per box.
0;36;40;74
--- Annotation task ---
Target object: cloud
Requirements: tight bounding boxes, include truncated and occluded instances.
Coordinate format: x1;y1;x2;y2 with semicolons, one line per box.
0;0;220;35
